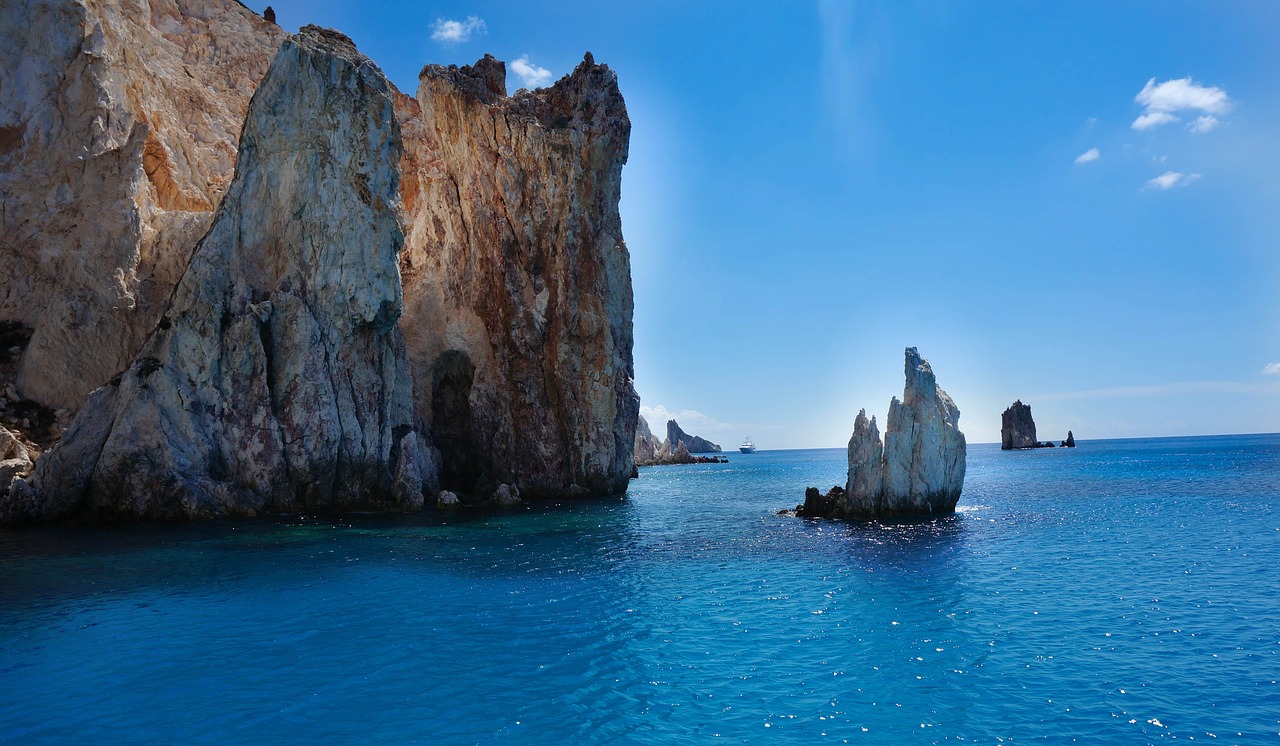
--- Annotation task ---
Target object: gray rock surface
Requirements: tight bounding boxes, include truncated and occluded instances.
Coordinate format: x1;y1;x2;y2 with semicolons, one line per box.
2;27;434;522
799;347;966;519
1001;400;1042;450
0;0;285;413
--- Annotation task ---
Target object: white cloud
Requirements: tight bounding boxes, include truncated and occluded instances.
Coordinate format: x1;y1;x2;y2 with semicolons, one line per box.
510;55;553;89
430;15;486;43
1264;363;1280;375
1074;147;1100;164
1188;114;1221;134
1136;77;1231;114
1145;170;1200;190
1132;77;1231;130
1132;111;1179;130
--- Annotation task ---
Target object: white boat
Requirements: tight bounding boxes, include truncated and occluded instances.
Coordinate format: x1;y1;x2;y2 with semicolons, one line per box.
739;436;756;454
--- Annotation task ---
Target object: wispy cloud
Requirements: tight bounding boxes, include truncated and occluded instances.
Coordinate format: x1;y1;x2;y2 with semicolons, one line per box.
510;55;553;89
1132;111;1180;130
1074;147;1100;164
1145;170;1200;190
1188;114;1221;134
1264;363;1280;375
430;15;486;43
1131;77;1231;130
639;404;772;440
1034;380;1280;402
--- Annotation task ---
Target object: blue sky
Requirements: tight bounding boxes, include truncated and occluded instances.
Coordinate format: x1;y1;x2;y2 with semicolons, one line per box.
250;1;1280;447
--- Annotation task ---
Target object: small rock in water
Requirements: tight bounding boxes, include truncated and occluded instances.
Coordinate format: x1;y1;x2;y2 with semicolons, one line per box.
493;484;521;506
437;490;460;508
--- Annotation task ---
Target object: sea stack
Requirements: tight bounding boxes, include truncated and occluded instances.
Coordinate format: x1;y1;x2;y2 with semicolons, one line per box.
3;28;432;521
397;53;638;499
799;347;966;519
1001;400;1039;450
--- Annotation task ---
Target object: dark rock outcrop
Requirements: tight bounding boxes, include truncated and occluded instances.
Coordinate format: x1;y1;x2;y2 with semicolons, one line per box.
1001;400;1039;450
1001;399;1059;449
797;347;966;519
1063;431;1076;448
3;28;434;522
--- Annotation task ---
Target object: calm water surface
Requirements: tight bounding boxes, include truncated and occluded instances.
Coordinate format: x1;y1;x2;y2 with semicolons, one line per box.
2;435;1278;743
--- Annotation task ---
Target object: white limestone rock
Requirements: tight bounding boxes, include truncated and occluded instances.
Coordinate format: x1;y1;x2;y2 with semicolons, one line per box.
2;27;434;522
801;347;966;519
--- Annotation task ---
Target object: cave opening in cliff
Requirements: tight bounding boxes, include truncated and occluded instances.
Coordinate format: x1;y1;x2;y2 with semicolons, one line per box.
432;350;481;495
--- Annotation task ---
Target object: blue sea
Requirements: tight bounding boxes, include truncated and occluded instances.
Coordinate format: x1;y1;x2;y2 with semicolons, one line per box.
2;434;1278;744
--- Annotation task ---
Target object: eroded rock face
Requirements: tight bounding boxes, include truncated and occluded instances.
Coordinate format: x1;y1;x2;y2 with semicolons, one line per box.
399;53;638;499
2;27;433;522
1001;400;1039;450
798;347;966;519
0;0;285;412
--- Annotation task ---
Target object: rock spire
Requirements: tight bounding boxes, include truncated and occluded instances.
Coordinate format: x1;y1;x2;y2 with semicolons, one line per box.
799;347;966;519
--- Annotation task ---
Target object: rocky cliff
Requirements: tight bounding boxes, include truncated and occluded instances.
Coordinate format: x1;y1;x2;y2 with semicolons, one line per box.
0;0;285;413
2;27;433;521
798;347;966;519
397;54;638;499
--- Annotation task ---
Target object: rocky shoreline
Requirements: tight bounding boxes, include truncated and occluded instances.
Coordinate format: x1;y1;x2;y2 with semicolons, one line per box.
0;2;638;522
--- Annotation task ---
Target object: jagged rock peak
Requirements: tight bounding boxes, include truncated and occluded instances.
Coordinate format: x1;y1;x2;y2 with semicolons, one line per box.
419;54;507;102
799;347;966;520
664;419;722;454
3;25;434;522
399;48;636;499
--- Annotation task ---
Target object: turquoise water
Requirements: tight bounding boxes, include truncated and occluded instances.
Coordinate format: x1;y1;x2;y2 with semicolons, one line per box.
2;434;1278;744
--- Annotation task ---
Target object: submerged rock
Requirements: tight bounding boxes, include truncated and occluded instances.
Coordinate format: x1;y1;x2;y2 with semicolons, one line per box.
798;347;966;519
398;53;638;499
3;28;433;522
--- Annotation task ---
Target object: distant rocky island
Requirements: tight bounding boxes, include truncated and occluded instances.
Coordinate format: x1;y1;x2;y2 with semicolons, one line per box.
795;347;966;520
0;2;638;521
633;416;727;466
1001;400;1075;450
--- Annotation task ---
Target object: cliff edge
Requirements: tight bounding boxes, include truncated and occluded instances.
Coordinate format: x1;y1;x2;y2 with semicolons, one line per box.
3;27;432;521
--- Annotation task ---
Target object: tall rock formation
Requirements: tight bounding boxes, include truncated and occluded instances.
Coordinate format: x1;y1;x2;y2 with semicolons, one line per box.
0;0;285;412
633;413;661;465
662;419;721;454
799;347;966;519
397;54;638;499
3;27;432;522
1001;399;1040;450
